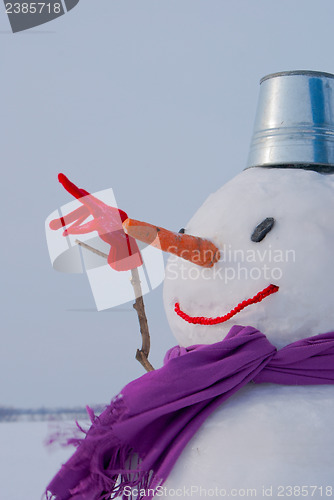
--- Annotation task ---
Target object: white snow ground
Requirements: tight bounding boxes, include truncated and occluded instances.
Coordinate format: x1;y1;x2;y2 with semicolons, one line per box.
0;420;78;500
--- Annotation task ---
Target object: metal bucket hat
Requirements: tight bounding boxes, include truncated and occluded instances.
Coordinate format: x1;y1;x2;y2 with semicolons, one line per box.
247;70;334;173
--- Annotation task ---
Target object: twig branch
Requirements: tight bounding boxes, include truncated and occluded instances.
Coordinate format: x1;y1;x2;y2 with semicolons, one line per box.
130;267;154;372
75;240;108;259
75;239;154;372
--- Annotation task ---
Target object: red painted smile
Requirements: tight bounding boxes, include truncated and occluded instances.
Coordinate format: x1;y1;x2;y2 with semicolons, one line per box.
174;284;279;325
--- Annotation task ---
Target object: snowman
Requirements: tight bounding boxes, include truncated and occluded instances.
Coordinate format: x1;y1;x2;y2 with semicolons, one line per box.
46;71;334;500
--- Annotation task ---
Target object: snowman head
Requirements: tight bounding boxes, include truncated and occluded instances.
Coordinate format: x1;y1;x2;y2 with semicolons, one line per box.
163;167;334;348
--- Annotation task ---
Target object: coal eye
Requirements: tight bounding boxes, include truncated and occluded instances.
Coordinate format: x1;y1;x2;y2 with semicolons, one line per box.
178;228;185;234
251;217;275;242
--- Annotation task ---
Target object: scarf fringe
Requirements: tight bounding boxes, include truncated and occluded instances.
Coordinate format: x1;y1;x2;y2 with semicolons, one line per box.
45;396;161;500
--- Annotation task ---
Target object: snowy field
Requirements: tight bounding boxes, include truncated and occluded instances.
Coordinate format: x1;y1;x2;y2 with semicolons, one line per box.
0;420;79;500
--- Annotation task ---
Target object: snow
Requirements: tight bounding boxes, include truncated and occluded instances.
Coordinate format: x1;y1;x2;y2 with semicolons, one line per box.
0;420;78;500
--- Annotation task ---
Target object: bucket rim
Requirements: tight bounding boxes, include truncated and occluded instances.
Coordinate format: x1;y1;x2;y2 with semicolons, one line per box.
260;70;334;84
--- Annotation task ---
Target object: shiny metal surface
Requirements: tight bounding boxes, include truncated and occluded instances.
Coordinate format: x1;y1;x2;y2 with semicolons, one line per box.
247;70;334;170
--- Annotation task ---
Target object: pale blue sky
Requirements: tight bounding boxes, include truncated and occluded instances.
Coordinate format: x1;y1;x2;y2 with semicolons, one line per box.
1;0;334;407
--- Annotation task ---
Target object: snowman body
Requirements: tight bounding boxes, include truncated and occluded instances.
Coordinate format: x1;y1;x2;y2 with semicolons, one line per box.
162;168;334;498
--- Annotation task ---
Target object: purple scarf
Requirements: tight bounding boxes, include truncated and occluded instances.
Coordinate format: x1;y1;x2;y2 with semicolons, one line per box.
46;326;334;500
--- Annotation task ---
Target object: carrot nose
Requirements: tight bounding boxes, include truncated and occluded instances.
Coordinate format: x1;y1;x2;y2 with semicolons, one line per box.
123;218;220;268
